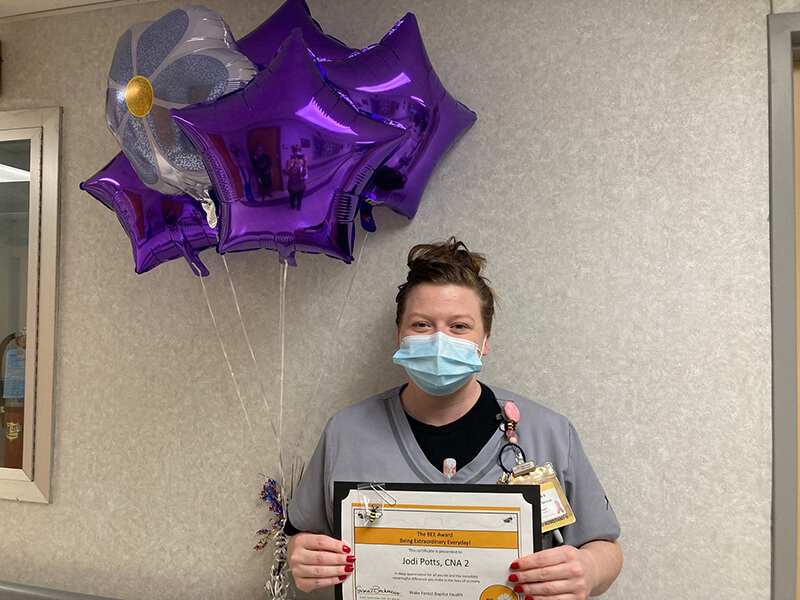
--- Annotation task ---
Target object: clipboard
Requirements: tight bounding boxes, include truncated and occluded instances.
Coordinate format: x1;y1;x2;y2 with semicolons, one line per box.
334;482;542;600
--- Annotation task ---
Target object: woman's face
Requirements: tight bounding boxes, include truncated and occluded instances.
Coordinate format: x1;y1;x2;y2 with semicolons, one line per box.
397;283;489;355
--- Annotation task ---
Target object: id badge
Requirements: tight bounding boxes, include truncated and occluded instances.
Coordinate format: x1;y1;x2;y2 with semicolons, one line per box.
504;463;576;533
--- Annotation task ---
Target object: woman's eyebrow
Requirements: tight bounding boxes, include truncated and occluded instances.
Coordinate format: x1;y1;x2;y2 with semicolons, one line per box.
406;312;475;322
405;312;431;320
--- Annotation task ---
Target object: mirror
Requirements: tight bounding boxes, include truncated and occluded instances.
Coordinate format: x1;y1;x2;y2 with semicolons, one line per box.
0;107;60;503
0;138;31;470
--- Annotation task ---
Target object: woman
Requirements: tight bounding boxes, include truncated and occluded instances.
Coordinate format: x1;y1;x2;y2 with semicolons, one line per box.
251;143;273;199
284;144;308;211
286;239;622;598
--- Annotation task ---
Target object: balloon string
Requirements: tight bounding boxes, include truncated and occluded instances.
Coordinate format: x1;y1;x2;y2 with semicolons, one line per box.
308;232;371;407
278;260;289;484
221;255;279;439
194;265;263;471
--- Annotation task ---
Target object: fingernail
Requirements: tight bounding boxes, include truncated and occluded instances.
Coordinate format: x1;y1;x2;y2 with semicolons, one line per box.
513;586;524;594
508;574;519;582
347;555;357;563
339;575;347;581
345;565;354;573
525;597;533;600
342;545;351;553
510;561;520;570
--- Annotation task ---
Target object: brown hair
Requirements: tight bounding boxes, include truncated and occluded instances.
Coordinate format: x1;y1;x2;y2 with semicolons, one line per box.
395;237;497;333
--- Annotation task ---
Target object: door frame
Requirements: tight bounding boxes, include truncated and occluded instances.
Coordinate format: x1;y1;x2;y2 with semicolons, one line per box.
769;12;800;600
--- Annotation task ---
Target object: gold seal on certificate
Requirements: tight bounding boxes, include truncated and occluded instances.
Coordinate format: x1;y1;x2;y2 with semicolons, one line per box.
334;483;542;600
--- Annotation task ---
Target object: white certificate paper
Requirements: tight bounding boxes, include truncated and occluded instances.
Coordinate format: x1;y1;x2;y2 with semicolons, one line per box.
334;483;541;600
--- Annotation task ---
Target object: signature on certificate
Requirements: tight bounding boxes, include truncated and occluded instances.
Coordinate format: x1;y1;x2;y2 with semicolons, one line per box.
356;585;401;596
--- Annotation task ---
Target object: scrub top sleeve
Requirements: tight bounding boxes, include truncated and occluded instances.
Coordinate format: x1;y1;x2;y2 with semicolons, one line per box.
286;423;334;537
561;421;621;548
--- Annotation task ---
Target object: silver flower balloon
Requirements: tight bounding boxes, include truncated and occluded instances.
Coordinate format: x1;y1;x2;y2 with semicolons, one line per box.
105;5;257;207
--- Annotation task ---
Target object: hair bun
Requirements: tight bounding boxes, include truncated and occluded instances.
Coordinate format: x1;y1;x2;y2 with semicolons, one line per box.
407;236;486;276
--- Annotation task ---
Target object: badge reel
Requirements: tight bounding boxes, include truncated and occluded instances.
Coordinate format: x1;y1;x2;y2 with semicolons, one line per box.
497;442;577;538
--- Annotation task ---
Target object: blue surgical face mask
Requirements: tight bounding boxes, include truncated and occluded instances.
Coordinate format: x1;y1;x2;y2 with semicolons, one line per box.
392;331;486;396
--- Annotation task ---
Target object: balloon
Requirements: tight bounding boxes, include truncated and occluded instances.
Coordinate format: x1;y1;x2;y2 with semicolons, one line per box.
321;13;477;221
237;0;354;70
172;31;409;266
105;5;257;207
80;152;217;276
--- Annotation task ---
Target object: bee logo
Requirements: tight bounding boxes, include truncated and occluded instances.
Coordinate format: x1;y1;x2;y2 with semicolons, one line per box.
358;505;382;523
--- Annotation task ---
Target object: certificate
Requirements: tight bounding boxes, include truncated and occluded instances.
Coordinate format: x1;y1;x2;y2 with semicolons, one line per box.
334;483;541;600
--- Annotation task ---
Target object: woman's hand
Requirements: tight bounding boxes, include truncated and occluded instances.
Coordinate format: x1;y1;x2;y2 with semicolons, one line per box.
507;540;622;599
287;532;356;592
507;545;594;600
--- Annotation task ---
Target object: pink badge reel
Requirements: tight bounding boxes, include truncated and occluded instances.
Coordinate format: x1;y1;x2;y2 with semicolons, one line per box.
501;401;520;444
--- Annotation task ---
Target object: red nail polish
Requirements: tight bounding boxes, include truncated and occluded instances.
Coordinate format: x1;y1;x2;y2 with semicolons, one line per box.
513;586;524;594
510;561;520;570
342;545;351;553
508;574;519;582
339;575;347;581
345;565;354;573
525;597;533;600
347;555;357;563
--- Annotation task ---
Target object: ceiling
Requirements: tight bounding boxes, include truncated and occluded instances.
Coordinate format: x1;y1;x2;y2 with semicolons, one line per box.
0;0;159;21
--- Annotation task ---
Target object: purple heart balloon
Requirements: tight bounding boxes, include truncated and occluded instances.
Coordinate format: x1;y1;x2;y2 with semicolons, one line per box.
321;13;477;221
80;152;217;276
172;30;409;266
237;0;354;70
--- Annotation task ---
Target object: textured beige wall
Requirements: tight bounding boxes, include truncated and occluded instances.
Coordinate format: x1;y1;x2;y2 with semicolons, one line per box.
0;1;773;599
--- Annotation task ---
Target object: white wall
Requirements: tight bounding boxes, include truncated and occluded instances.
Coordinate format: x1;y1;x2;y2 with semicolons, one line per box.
0;1;775;598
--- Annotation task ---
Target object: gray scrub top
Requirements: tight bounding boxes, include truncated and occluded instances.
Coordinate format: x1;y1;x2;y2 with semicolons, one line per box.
288;384;620;549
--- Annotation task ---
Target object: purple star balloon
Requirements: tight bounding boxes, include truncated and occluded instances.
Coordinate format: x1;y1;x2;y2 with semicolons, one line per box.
321;13;477;222
172;30;409;265
237;0;354;70
80;152;217;276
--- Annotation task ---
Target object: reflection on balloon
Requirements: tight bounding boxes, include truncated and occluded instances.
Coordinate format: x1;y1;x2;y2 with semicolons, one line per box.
80;152;217;276
172;31;408;266
105;5;256;203
322;13;477;221
237;0;354;70
87;3;479;274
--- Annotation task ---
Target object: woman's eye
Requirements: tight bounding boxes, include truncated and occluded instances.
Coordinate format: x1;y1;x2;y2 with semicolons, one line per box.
452;324;469;331
412;322;430;329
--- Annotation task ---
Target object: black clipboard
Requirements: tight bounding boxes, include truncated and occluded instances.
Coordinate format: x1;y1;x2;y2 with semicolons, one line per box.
333;482;542;600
